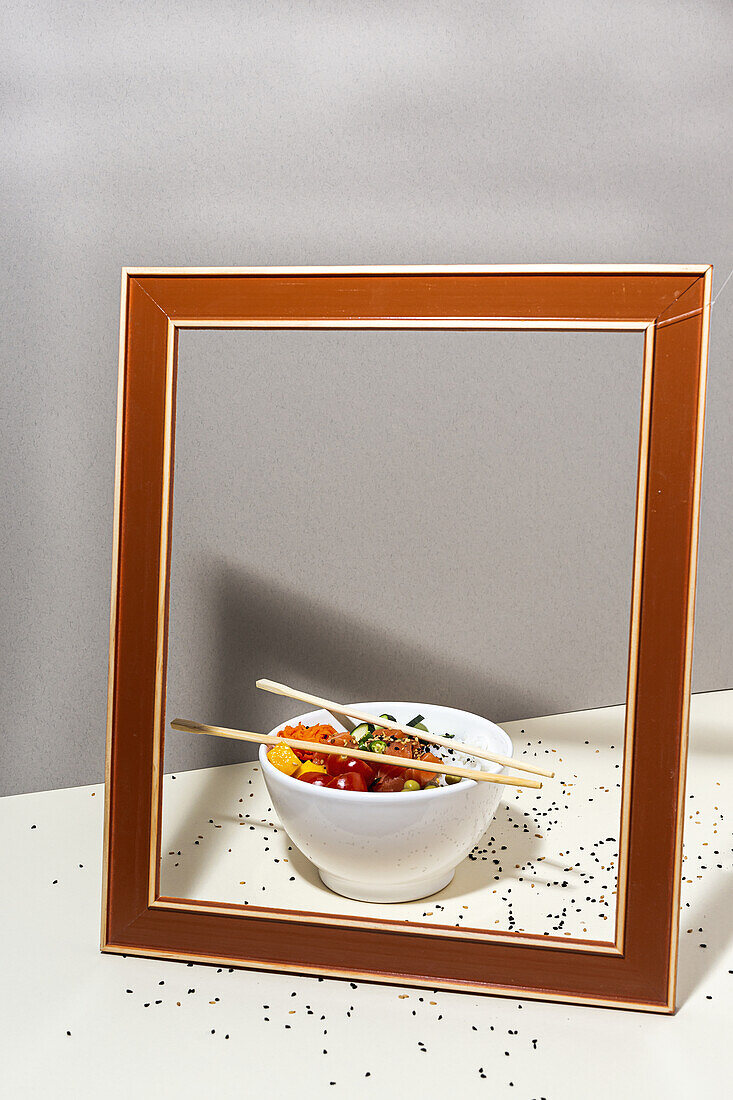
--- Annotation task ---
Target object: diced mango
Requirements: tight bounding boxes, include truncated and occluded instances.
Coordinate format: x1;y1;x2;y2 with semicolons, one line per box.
294;760;327;778
267;743;302;776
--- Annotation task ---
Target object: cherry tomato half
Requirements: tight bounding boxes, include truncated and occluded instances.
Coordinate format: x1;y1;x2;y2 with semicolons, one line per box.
340;757;375;784
297;771;329;786
325;752;353;777
374;762;403;780
327;772;368;792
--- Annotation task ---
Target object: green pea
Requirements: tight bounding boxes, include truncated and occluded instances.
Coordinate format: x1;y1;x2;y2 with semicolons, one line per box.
423;781;439;789
445;774;461;785
402;779;420;792
370;740;386;754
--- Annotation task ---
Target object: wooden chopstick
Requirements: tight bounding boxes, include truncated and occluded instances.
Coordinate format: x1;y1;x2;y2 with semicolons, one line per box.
255;678;555;780
170;717;543;790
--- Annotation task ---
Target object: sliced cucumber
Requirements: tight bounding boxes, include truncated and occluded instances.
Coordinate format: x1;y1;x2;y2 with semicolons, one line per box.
406;714;426;729
379;713;396;723
352;722;374;741
412;721;428;732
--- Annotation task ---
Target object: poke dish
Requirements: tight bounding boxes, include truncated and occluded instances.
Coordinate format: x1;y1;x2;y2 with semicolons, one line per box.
258;700;514;901
173;686;543;901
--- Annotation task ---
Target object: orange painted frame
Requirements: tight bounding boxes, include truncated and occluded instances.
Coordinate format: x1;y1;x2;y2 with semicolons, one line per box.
102;265;712;1012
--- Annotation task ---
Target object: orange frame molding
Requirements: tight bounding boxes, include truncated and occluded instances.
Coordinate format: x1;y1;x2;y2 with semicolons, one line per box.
101;265;712;1012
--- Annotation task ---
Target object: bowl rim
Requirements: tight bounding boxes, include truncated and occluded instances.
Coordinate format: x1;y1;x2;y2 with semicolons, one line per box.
259;701;513;804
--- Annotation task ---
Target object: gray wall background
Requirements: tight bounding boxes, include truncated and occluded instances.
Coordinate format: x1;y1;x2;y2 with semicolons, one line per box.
165;328;644;773
2;1;731;796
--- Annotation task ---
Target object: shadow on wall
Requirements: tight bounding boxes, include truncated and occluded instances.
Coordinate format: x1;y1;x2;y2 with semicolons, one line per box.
166;554;562;771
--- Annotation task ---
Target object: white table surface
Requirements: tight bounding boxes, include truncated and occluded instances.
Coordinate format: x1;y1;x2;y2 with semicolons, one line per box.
2;691;731;1099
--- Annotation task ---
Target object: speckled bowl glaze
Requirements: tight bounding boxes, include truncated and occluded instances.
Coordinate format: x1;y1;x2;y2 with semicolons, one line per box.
259;701;512;903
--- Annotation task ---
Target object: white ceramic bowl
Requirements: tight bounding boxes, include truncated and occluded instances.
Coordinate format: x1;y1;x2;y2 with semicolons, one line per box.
259;701;512;903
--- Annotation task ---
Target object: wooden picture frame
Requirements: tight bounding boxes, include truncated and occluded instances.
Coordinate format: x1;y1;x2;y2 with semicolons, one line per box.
102;265;712;1012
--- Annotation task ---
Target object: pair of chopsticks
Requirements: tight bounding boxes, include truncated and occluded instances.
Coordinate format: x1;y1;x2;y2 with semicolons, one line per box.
170;716;540;789
256;679;554;780
170;679;553;791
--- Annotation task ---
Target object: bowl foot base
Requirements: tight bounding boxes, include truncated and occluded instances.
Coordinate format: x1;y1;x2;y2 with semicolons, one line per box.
317;867;455;903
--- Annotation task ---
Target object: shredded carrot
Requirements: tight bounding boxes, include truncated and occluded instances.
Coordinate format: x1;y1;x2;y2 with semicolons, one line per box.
276;722;345;761
278;722;338;744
